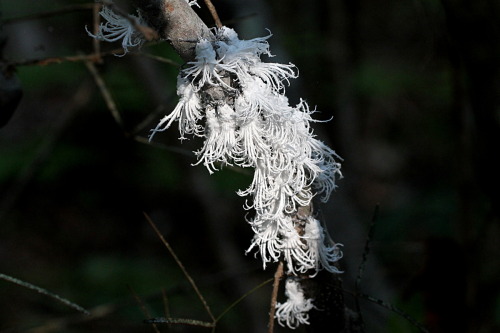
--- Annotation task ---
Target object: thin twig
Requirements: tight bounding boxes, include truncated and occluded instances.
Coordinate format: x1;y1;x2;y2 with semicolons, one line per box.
203;0;223;28
144;317;215;327
135;135;253;176
0;81;92;222
84;60;124;128
361;293;429;333
8;49;121;67
221;13;258;26
0;273;90;315
8;45;168;67
143;213;216;322
216;277;274;322
1;4;95;25
342;289;429;333
268;261;284;333
354;204;379;330
92;3;102;64
137;52;180;67
161;288;172;330
356;205;379;284
128;285;161;333
133;136;194;157
131;104;169;136
101;0;158;41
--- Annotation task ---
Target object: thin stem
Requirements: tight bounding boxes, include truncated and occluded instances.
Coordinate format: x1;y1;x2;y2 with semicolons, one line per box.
356;204;379;285
161;288;172;330
7;49;122;67
203;0;223;28
354;204;379;329
137;52;180;67
92;3;102;64
0;81;92;222
1;4;95;25
0;273;90;315
216;277;273;322
128;285;161;333
144;317;215;327
8;46;171;68
84;60;124;128
361;293;429;333
268;261;284;333
343;288;429;333
143;213;216;322
130;104;169;136
133;136;195;157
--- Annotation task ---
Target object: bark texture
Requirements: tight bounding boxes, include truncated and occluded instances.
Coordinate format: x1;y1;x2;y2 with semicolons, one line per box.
135;0;213;62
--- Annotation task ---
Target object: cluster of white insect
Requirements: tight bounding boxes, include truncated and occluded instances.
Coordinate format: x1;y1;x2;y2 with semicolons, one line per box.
87;2;343;329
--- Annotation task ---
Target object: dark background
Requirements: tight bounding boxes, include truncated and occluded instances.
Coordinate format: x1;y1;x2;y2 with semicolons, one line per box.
1;0;499;332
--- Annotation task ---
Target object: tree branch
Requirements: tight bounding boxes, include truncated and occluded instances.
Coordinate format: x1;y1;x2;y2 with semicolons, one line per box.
135;0;213;62
136;0;233;114
203;0;223;28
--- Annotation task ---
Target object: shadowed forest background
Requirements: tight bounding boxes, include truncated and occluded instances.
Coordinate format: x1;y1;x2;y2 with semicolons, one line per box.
1;0;499;332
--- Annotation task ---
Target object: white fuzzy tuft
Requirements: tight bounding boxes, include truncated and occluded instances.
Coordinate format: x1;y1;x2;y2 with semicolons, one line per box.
185;0;200;8
275;278;315;329
86;2;146;56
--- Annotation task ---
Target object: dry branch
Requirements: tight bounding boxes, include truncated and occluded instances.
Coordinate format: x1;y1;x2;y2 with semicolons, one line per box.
135;0;213;62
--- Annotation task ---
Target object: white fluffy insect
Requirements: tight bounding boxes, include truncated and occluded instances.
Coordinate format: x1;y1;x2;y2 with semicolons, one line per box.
275;278;315;329
86;3;147;56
